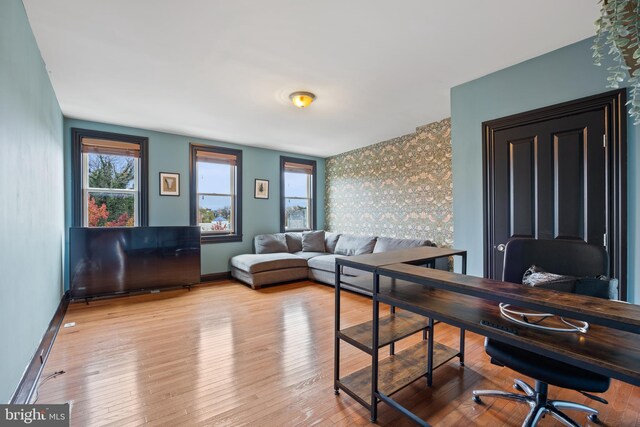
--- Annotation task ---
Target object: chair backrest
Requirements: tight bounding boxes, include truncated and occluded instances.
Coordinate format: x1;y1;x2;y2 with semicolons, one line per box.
502;238;608;283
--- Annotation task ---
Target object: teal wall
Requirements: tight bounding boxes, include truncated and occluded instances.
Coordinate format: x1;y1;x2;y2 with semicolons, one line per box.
451;37;639;303
63;119;325;280
0;0;64;402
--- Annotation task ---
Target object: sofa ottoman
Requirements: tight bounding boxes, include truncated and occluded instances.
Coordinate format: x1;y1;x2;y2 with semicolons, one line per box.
230;252;307;289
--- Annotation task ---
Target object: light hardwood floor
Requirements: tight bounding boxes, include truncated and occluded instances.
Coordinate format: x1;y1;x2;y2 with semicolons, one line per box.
36;281;640;426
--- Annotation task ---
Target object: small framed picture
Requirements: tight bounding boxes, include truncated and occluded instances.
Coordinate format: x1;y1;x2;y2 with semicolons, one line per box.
159;172;180;196
254;179;269;199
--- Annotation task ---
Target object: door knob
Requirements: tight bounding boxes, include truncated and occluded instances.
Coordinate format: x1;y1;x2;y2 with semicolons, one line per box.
496;244;506;252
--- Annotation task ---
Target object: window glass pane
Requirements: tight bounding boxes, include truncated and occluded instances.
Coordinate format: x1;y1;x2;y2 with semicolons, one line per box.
284;171;308;198
87;192;135;227
198;161;232;194
88;153;136;190
285;198;309;230
199;195;233;232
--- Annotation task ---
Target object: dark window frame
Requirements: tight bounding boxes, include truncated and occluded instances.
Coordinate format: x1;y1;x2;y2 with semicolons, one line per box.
280;156;317;232
71;128;149;227
190;143;243;244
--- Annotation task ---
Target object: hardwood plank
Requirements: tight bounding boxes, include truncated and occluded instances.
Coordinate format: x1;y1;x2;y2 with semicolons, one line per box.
33;280;640;426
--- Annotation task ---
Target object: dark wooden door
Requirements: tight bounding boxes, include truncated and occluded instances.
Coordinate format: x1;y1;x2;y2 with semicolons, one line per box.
483;90;627;299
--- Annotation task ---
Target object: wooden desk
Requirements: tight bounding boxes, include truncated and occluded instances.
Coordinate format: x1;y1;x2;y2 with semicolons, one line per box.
379;263;640;333
373;266;640;426
335;249;640;427
376;277;640;387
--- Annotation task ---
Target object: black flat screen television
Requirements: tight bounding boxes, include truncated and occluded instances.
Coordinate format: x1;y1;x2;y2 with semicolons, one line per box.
69;226;201;298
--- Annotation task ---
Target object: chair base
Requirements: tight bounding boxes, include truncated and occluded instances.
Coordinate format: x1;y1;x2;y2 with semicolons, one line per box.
472;379;601;427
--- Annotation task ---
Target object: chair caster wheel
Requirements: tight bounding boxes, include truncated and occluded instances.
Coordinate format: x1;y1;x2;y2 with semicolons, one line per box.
514;383;523;392
472;395;482;404
588;414;601;424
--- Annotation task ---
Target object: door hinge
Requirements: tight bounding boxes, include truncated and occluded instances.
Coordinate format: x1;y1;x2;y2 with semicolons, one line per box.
603;134;607;148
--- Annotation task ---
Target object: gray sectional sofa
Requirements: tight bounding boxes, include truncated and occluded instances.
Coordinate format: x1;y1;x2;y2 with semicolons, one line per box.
230;230;446;290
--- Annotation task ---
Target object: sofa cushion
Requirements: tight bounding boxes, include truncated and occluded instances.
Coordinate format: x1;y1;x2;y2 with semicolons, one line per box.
307;254;346;273
334;235;377;256
302;230;326;252
285;232;303;252
254;233;288;254
373;237;430;253
325;232;341;253
231;253;307;274
293;251;329;260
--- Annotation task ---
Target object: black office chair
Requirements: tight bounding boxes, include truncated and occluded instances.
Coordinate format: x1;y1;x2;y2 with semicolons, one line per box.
472;238;613;427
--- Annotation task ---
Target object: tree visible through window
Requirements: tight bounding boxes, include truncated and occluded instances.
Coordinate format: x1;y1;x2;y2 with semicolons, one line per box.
281;157;316;231
190;144;243;243
72;129;148;228
86;154;137;226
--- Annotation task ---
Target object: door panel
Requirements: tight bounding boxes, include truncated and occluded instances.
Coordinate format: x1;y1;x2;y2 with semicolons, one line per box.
553;129;586;240
483;90;626;298
509;138;535;237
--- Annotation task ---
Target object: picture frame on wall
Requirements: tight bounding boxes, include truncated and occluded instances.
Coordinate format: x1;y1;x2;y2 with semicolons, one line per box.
254;179;269;199
159;172;180;196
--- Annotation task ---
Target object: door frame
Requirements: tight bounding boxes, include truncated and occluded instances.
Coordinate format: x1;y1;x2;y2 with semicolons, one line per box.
482;89;627;300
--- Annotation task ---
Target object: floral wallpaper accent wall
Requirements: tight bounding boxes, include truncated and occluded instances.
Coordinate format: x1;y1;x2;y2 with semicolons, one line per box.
325;118;453;247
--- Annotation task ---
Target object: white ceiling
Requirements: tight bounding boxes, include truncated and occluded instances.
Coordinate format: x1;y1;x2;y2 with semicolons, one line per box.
23;1;599;158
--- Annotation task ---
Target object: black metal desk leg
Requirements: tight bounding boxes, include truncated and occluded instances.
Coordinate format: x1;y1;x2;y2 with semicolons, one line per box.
390;305;396;356
461;253;467;275
334;266;340;394
427;317;434;386
371;273;380;422
459;329;465;366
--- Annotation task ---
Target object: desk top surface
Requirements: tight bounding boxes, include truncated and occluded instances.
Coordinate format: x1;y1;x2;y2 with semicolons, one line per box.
377;263;640;334
375;277;640;386
336;246;466;271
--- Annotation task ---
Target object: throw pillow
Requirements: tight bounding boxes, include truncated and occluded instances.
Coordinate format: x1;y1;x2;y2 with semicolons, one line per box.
373;237;428;253
334;235;377;256
285;233;303;252
254;233;288;254
324;232;341;253
302;230;326;252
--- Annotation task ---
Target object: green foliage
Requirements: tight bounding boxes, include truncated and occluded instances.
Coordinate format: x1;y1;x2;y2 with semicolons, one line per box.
593;0;640;124
88;155;136;226
89;155;134;189
199;206;231;223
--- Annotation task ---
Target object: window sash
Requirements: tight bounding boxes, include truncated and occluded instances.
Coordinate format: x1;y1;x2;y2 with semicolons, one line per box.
284;172;313;231
81;152;140;227
196;158;237;235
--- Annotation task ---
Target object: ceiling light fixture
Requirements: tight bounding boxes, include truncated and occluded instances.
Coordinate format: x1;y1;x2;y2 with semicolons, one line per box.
289;91;316;108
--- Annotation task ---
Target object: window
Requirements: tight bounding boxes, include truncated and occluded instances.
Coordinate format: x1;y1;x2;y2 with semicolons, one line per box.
280;157;316;232
72;128;148;227
190;144;242;243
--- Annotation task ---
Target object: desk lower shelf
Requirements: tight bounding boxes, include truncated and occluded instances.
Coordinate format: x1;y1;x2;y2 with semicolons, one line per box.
339;341;459;404
339;311;430;354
